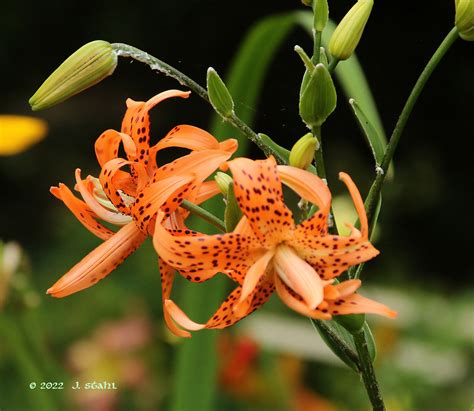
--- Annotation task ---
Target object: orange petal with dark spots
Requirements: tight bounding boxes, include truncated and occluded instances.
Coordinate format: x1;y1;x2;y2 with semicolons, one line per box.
329;293;397;318
274;274;331;320
154;149;234;183
50;184;114;240
158;259;191;338
121;90;191;164
47;222;146;297
153;215;261;282
95;129;137;167
131;174;195;232
227;157;294;246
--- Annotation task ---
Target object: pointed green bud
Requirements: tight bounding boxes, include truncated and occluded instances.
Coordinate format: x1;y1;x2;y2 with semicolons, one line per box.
215;172;233;196
313;0;329;32
328;0;374;61
455;0;474;41
29;41;117;111
299;63;337;128
207;67;234;118
289;133;318;169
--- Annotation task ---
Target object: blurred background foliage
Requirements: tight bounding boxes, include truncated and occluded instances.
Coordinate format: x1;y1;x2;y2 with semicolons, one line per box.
1;0;473;410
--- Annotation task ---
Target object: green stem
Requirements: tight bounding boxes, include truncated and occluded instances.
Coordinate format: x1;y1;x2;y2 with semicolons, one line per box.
111;43;286;164
313;30;322;64
181;200;226;232
363;27;459;225
328;57;340;72
353;331;385;411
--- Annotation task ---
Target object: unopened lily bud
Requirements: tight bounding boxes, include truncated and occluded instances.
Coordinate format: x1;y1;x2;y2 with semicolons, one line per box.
289;133;318;169
314;0;329;32
299;63;337;128
328;0;374;60
215;172;233;196
29;40;117;111
455;0;474;41
207;67;234;118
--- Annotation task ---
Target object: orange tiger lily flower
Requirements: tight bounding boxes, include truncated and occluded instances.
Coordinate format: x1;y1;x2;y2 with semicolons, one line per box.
47;90;237;314
154;156;396;336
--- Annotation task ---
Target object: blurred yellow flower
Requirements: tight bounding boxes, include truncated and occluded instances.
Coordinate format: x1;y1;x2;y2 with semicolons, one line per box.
0;115;48;155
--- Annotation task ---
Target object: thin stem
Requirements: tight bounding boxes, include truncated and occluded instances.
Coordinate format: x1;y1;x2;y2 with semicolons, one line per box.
111;43;286;164
328;57;340;72
363;27;459;224
313;30;322;64
353;331;385;411
181;200;226;233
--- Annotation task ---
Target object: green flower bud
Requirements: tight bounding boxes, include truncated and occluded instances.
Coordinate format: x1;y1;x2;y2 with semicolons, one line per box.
207;67;234;118
334;313;366;333
29;40;117;111
328;0;374;61
314;0;329;32
455;0;474;41
289;133;318;169
299;63;337;128
215;172;233;196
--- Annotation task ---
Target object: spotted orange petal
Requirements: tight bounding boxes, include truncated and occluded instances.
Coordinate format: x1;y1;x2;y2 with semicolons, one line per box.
153;214;261;283
153;149;234;184
121;90;191;164
95;129;137;167
47;222;146;297
50;184;114;240
227;157;294;246
130;174;195;232
328;292;397;318
274;275;331;320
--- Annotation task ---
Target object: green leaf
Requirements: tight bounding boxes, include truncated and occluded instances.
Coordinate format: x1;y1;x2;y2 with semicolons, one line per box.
312;319;376;371
349;98;385;165
171;13;298;411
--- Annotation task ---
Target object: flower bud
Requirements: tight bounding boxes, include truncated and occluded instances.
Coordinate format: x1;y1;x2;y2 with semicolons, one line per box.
301;0;312;6
299;63;337;128
455;0;474;41
207;67;234;118
289;133;318;169
29;40;117;111
314;0;329;32
215;172;233;196
328;0;374;61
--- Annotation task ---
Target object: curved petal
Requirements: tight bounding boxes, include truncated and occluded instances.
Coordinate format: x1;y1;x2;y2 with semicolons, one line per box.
277;165;331;214
121;90;191;165
153;149;233;184
153;214;260;282
339;172;369;238
131;174;195;232
47;222;146;297
95;129;137;167
328;293;397;318
194;180;221;205
274;274;331;320
165;277;275;334
227;157;294;246
236;250;274;308
154;125;222;152
273;245;324;309
75;169;133;225
50;184;114;240
158;259;191;338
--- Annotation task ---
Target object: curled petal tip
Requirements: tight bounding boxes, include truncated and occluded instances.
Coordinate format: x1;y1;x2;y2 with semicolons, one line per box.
164;299;205;332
